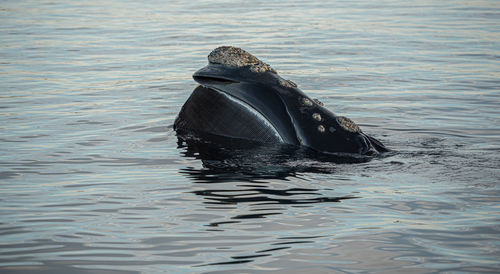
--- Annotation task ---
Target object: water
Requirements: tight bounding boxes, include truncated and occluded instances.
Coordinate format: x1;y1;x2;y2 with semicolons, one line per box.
1;0;499;273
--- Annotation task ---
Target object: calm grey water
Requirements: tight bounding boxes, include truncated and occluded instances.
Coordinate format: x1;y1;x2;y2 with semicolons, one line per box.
1;0;499;273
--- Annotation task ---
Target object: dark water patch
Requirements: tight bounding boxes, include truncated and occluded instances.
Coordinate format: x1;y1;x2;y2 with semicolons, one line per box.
456;53;500;59
19;134;49;139
272;240;315;245
92;209;119;213
0;266;138;274
56;234;81;239
66;120;108;126
42;203;95;207
60;253;135;258
177;139;381;184
119;207;160;211
193;188;358;206
64;183;118;188
134;126;168;133
146;136;169;142
75;232;105;237
76;141;107;147
197;259;253;266
21;219;74;223
118;125;145;131
0;138;27;143
278;235;326;240
0;172;21;180
231;254;271;260
0;230;30;237
206;221;241;227
231;213;281;219
256;246;291;253
1;157;179;168
0;170;92;177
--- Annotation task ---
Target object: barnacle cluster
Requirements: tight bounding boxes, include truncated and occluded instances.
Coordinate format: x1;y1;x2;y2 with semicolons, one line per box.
208;46;276;74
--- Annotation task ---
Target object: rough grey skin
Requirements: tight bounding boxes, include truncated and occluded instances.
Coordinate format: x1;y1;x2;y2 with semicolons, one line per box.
174;46;388;155
208;46;276;74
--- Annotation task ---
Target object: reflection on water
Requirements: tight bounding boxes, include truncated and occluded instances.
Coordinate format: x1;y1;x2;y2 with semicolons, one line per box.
178;139;360;248
177;135;381;180
1;0;499;273
192;187;356;206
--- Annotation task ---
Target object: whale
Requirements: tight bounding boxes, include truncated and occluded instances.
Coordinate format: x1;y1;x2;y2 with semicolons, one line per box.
174;46;388;155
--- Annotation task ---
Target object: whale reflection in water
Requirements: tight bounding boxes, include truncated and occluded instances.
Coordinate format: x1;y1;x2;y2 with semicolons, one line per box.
178;141;359;209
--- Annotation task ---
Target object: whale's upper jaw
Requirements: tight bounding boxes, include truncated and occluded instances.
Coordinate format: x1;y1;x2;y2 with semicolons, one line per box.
192;65;240;86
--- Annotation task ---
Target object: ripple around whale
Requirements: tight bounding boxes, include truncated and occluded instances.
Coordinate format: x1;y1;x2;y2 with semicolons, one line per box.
176;132;384;181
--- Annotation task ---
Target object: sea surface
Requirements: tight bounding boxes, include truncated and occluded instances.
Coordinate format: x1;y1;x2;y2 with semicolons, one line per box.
1;0;499;273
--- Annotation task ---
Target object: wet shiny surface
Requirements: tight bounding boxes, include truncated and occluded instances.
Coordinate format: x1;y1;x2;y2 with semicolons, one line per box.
1;0;499;273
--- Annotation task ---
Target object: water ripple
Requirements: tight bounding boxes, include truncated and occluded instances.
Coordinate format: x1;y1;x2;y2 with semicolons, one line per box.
1;0;499;273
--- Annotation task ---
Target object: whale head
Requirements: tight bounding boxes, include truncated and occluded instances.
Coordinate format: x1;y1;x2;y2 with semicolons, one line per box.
175;46;388;155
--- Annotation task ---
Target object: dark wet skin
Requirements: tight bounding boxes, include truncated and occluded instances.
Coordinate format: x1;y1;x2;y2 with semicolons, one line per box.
175;46;389;155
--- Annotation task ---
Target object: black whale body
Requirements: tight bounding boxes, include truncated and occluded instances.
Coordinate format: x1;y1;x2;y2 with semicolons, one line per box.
174;46;388;155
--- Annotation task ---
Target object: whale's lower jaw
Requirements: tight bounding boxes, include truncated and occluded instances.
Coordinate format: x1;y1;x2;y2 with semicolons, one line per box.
174;85;284;144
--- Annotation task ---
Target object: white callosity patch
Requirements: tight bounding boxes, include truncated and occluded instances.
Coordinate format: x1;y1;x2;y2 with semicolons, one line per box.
278;78;298;88
301;97;313;107
317;125;326;133
313;98;324;106
336;116;361;133
208;46;277;74
312;113;322;121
